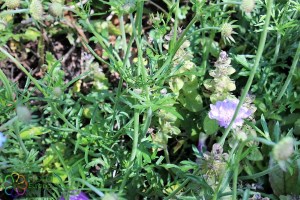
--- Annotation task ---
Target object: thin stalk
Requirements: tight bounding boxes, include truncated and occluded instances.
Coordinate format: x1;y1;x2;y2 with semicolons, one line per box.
232;165;239;200
272;32;281;64
74;178;105;197
130;111;140;161
14;125;29;156
276;42;300;102
218;0;273;146
0;68;14;101
0;9;29;16
169;0;179;52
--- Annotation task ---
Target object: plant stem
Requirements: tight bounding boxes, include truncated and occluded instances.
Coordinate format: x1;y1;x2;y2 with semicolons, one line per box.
0;9;29;16
276;42;300;102
74;178;105;197
218;0;273;146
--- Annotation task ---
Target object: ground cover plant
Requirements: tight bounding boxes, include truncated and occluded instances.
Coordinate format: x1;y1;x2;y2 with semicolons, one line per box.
0;0;300;199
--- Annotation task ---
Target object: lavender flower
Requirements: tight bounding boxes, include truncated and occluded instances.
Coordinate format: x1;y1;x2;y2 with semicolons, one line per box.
0;132;7;147
208;99;252;128
60;191;89;200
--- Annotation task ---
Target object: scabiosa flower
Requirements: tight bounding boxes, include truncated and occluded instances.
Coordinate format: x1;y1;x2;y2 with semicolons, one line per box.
241;0;255;13
60;191;89;200
0;132;7;148
208;99;252;128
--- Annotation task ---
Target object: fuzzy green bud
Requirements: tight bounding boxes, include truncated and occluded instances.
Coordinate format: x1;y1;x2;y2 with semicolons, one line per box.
241;0;255;13
49;2;63;17
4;0;20;9
16;105;31;123
273;137;294;161
30;0;44;21
53;87;62;97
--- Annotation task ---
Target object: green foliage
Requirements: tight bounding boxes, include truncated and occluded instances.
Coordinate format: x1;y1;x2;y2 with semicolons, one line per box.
0;0;300;199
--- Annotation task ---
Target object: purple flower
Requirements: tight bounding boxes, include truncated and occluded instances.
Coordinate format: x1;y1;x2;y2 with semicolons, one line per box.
208;99;252;128
60;191;89;200
0;132;7;147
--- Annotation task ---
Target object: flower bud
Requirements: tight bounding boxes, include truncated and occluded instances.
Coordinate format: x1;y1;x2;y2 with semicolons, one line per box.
4;0;20;9
221;23;233;38
16;105;31;123
273;137;294;161
30;0;44;21
241;0;255;13
53;87;62;97
49;2;63;17
220;23;235;43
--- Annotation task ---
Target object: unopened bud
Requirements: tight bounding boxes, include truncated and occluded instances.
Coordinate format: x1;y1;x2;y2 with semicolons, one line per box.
49;2;63;17
53;87;62;97
30;0;44;21
273;137;294;161
241;0;255;13
16;105;31;123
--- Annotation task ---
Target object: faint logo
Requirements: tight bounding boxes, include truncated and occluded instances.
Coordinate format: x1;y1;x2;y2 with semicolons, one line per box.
3;172;28;197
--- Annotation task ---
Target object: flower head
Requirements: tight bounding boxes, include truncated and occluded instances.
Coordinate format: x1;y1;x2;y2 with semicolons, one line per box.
208;99;252;128
0;132;7;148
241;0;255;13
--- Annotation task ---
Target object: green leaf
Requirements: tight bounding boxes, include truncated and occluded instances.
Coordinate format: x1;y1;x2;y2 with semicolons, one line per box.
20;126;50;140
178;90;203;112
203;114;219;135
246;148;263;161
22;27;41;41
269;160;300;195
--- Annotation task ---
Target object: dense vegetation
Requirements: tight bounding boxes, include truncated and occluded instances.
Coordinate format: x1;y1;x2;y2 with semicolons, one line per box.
0;0;300;199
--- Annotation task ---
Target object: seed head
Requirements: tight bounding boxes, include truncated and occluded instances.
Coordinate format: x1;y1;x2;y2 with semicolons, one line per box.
4;0;20;9
273;137;294;161
30;0;44;21
53;87;62;97
241;0;255;13
220;22;236;43
16;105;31;123
49;2;63;17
